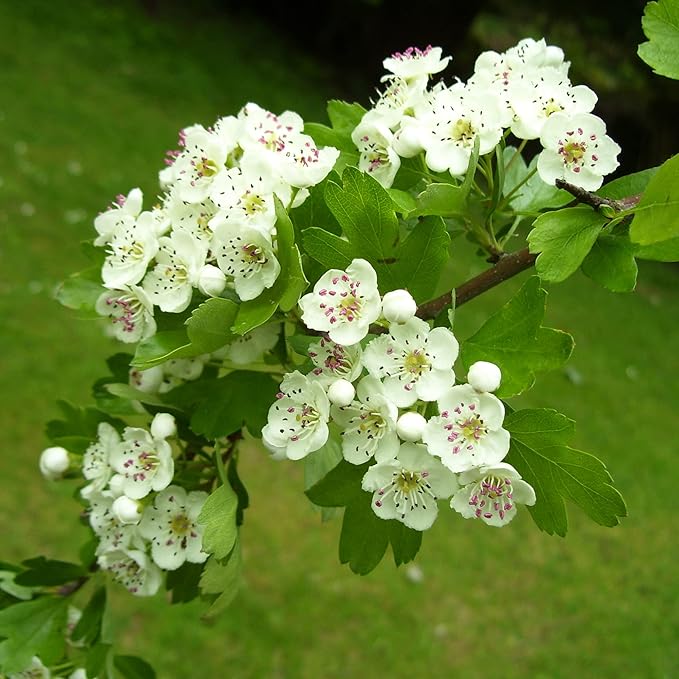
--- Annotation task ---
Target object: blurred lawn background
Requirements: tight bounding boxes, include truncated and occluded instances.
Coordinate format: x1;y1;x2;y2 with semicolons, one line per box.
0;1;677;677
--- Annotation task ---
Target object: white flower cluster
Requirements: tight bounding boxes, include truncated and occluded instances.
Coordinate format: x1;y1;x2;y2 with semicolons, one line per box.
262;259;535;531
41;413;209;597
353;40;620;191
93;103;339;343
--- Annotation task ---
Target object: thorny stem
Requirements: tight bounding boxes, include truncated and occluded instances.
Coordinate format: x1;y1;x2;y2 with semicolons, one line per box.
555;179;641;212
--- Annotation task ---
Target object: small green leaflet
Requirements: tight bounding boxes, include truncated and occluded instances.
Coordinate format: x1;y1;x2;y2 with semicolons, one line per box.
504;408;627;536
460;276;573;398
71;586;107;645
198;483;238;560
114;654;156;679
185;298;238;354
55;271;103;317
45;401;122;454
581;235;638;292
635;236;679;261
199;538;243;619
306;460;422;574
528;206;608;282
509;156;572;213
638;0;679;79
0;596;68;673
597;167;657;199
629;154;679;245
15;557;85;587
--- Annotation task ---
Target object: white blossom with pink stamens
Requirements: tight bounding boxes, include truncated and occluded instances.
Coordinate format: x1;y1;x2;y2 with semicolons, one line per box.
97;548;162;596
94;187;143;246
298;259;382;346
351;120;401;188
450;462;535;527
95;285;156;344
382;45;451;82
307;336;363;387
422;384;510;473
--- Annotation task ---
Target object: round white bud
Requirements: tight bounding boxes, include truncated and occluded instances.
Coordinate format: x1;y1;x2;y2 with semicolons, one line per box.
396;412;427;442
382;289;417;324
39;446;70;480
467;361;502;393
327;379;356;407
198;265;227;297
393;123;425;158
151;412;176;440
112;496;143;525
129;365;164;394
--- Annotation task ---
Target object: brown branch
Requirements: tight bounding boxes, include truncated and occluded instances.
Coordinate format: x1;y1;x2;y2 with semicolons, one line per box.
555;179;641;213
416;248;537;320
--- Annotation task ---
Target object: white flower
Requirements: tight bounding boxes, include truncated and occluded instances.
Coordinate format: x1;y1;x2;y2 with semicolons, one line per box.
8;655;50;678
382;45;451;81
142;230;208;313
69;670;89;679
165;193;218;246
422;384;510;473
351;121;401;188
212;222;280;301
93;188;143;246
157;356;208;393
299;259;382;345
150;412;176;440
108;426;174;499
331;375;399;464
450;462;536;526
101;211;159;288
138;485;209;570
95;285;156;344
537;112;621;191
362;442;458;531
172;126;231;203
262;371;330;460
129;365;164;393
81;422;120;499
39;446;70;480
381;289;417;324
363;317;458;408
214;323;280;365
420;83;505;176
363;76;427;130
308;336;363;386
467;361;502;393
276;133;340;189
88;493;141;555
238;102;304;154
97;548;162;596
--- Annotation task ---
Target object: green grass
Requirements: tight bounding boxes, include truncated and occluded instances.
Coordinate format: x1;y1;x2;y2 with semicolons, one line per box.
1;2;678;677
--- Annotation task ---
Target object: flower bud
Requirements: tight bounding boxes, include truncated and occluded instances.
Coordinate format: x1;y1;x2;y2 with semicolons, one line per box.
198;264;227;297
382;289;417;324
396;412;427;442
151;412;177;440
327;379;356;407
393;122;425;158
112;495;143;525
39;446;70;480
129;365;164;394
467;361;502;393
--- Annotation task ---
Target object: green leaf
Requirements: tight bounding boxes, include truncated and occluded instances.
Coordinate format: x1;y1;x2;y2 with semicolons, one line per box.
227;457;250;526
638;0;679;79
392;216;450;302
528;207;607;282
305;459;366;507
388;522;422;567
55;274;103;314
510;156;572;213
198;484;238;560
505;408;627;536
410;182;469;218
113;654;156;679
0;596;68;672
388;188;418;215
327;100;366;136
503;146;529;197
104;383;166;407
325;167;399;269
86;643;112;679
184;298;238;354
15;557;85;587
302;227;354;270
460;277;574;398
131;330;193;369
45;401;121;454
304;436;343;522
165;562;203;604
199;539;242;619
186;371;278;439
629;154;679;244
581;235;638;292
71;586;106;645
290;173;342;235
634;236;679;261
339;491;390;575
597;167;658;199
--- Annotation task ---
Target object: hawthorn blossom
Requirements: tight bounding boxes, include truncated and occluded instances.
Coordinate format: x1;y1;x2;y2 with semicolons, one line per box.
382;45;451;82
537;112;621;191
362;442;458;531
81;421;120;499
331;376;399;464
299;259;381;345
94;187;143;246
262;371;330;460
238;102;304;155
216;323;280;365
276;132;340;189
212;222;280;301
95;285;156;344
363;76;427;130
88;493;141;555
108;424;174;499
308;336;363;386
98;548;162;596
363;317;458;408
138;485;209;570
165;193;218;246
142;230;208;313
351;121;401;188
422;384;510;473
450;462;536;526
